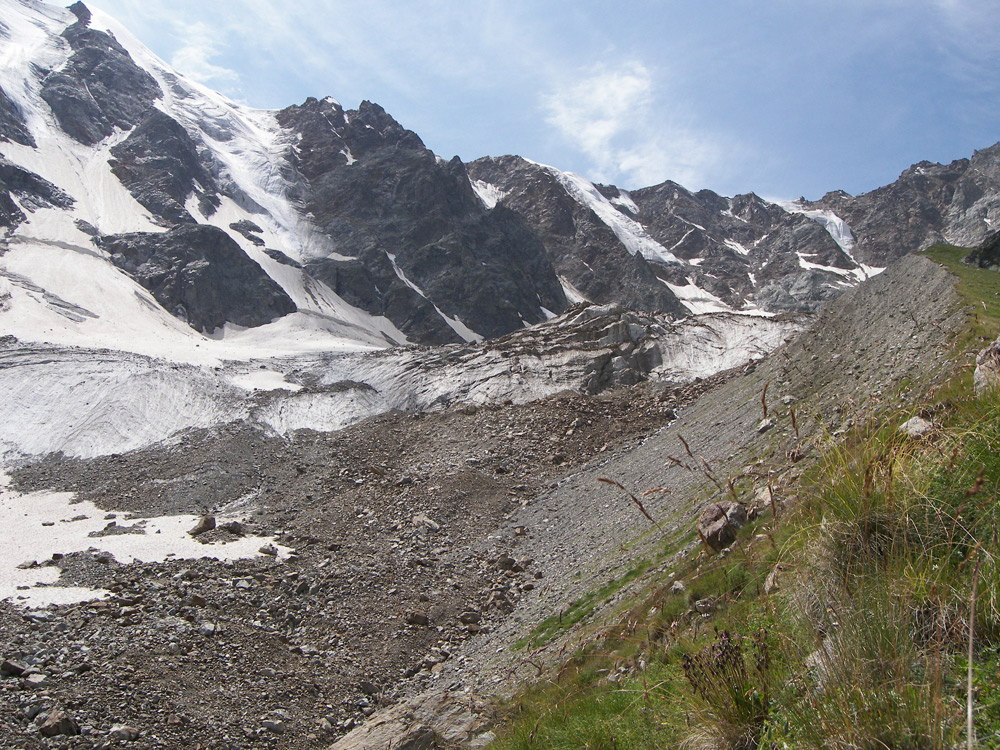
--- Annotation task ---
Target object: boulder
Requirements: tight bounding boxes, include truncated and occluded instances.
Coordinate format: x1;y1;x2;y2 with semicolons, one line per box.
974;335;1000;397
330;689;487;750
39;710;80;737
899;416;933;439
697;501;749;551
188;515;215;537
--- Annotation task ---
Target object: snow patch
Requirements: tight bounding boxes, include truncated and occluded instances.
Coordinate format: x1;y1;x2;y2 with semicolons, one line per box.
558;276;590;304
529;160;681;265
664;278;734;315
470;179;506;209
609;189;639;214
0;471;289;608
724;239;749;256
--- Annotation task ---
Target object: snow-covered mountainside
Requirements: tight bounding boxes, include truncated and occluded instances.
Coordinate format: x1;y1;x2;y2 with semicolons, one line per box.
4;0;1000;353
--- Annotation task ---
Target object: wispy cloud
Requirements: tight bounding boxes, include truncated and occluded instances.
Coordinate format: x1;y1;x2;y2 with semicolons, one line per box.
542;62;723;189
168;20;241;93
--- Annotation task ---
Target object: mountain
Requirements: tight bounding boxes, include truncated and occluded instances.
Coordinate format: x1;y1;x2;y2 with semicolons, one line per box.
2;2;1000;747
3;0;998;358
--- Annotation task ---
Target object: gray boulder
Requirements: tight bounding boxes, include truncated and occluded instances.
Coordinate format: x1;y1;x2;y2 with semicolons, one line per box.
697;501;749;551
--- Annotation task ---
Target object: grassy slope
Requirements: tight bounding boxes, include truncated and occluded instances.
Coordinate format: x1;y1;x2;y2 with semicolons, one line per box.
489;248;1000;749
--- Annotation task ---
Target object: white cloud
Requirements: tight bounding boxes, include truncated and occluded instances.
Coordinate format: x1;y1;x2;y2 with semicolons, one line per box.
168;20;241;92
542;62;723;189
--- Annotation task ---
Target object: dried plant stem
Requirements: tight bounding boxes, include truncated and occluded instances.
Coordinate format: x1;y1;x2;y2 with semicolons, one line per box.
967;551;982;750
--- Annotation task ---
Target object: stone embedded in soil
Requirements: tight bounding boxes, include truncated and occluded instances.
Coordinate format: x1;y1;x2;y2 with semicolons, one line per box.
110;724;141;741
188;515;216;536
24;672;49;689
405;611;430;626
411;514;440;532
39;709;80;737
219;520;246;536
697;501;749;551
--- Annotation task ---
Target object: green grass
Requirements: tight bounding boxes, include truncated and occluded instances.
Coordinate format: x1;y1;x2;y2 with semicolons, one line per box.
494;659;685;749
490;249;1000;749
923;243;1000;341
514;561;654;651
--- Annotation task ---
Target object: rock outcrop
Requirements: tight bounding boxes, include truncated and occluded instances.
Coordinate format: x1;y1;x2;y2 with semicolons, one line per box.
39;2;161;146
103;225;296;332
468;156;687;316
974;335;1000;397
109;109;220;225
0;158;74;231
0;86;34;147
964;231;1000;271
277;98;568;344
809;143;1000;265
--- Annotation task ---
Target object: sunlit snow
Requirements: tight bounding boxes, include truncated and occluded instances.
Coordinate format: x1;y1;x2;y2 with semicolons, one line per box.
0;471;289;607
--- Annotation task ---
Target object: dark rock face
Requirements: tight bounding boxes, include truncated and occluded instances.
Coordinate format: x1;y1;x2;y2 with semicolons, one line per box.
755;270;847;313
230;220;265;246
109;109;220;225
263;248;302;268
39;3;161;146
103;225;296;332
468;156;686;316
277;98;567;344
0;157;74;230
0;86;35;147
470;156;859;315
809;143;1000;265
963;231;1000;271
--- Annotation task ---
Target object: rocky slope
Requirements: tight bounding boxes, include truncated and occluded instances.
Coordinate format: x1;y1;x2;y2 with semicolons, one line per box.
0;253;970;749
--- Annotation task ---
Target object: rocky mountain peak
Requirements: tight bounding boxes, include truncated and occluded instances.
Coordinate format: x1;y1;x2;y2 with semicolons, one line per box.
39;1;161;146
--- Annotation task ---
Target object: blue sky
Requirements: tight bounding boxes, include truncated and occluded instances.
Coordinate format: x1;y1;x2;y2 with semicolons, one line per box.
78;0;1000;200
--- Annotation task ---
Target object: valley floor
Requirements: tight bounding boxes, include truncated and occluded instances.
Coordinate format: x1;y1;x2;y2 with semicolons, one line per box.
0;253;989;749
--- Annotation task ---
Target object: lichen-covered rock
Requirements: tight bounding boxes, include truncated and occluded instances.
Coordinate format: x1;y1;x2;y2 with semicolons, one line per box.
900;416;933;439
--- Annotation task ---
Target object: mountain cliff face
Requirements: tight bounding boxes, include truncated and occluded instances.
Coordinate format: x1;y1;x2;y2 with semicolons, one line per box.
276;99;568;344
1;0;999;353
808;143;1000;266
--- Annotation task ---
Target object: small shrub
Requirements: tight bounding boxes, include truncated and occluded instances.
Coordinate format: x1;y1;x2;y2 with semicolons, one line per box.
679;629;775;750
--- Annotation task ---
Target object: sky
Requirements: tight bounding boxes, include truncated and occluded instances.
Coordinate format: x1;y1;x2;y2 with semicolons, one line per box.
75;0;1000;200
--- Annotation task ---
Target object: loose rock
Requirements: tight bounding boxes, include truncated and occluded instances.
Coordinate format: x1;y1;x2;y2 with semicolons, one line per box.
39;710;80;737
697;501;749;551
188;515;216;536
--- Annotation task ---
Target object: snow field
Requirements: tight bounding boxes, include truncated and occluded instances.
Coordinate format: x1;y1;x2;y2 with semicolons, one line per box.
0;470;289;608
